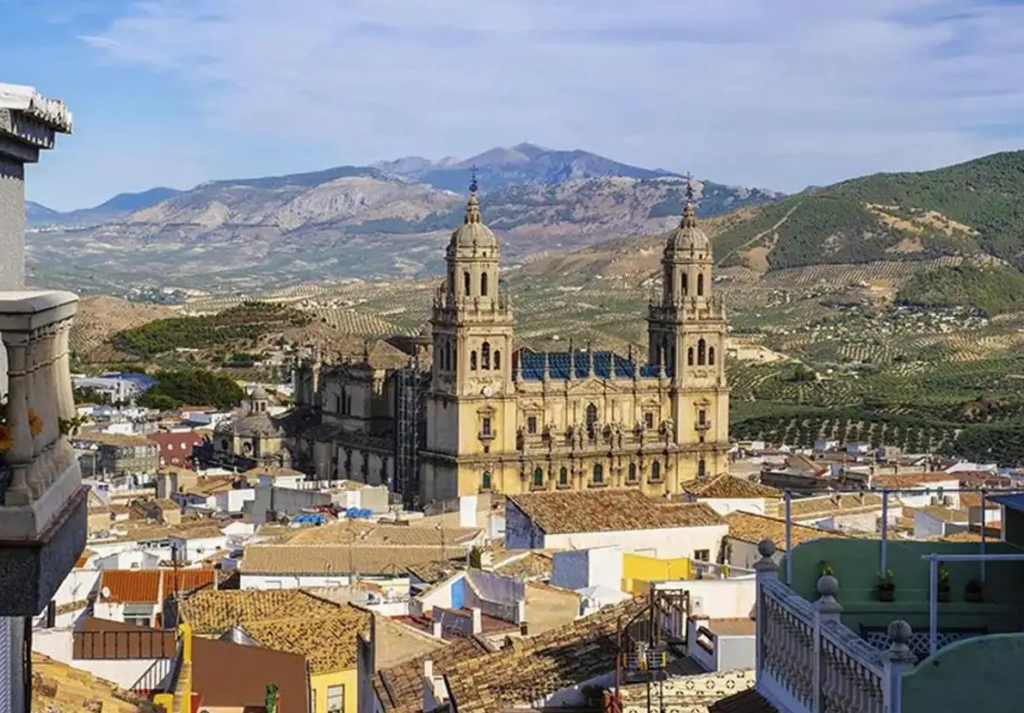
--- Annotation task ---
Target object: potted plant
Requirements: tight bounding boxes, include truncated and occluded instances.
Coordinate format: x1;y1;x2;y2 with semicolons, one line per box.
937;564;951;603
965;578;984;603
876;569;895;602
818;560;835;577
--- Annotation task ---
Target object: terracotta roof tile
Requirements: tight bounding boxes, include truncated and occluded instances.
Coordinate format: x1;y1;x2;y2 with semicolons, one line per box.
408;559;466;584
32;653;157;713
509;489;726;535
243;606;370;674
492;552;553;579
242;544;462;576
177;589;342;636
871;472;960;489
287;520;481;547
724;511;847;551
772;493;883;519
371;615;448;671
98;569;215;604
682;475;782;499
915;505;969;523
375;638;490;713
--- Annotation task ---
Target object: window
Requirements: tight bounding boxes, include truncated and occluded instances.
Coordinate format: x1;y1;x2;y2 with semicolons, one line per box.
481;417;492;436
471;351;478;370
698;409;707;426
482;342;491;370
586;403;598;428
697;339;706;366
682;273;688;295
481;471;492;490
628;463;638;482
558;467;568;486
527;415;538;434
592;463;604;484
481;272;489;296
651;460;661;481
445;342;452;371
698;458;707;479
708;346;715;366
644;412;655;430
327;684;345;713
693;549;710;562
533;467;544;487
123;604;153;628
687;347;694;367
697;273;704;296
463;271;471;296
494;350;501;370
340;388;349;415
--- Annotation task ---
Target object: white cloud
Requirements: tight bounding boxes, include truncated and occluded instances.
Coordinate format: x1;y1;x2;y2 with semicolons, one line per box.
82;0;1024;191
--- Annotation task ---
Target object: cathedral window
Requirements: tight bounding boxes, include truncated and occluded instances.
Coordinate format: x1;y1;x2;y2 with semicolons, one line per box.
592;463;604;484
336;394;342;413
464;271;471;296
644;412;655;430
481;417;492;436
698;408;707;426
687;347;694;367
698;458;707;479
340;388;349;415
586;403;599;431
481;471;492;490
697;339;707;366
697;273;705;296
682;273;688;296
482;342;491;369
628;463;638;482
445;342;452;371
558;467;569;486
708;346;715;366
470;351;478;370
527;415;538;434
493;350;501;370
481;272;489;297
533;467;544;487
651;460;661;481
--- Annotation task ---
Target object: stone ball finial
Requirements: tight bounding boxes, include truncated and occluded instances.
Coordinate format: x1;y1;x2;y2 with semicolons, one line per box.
757;539;776;558
887;620;912;644
817;574;839;598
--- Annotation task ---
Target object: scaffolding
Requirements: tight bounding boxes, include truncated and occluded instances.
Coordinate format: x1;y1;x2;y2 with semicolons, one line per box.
395;355;428;507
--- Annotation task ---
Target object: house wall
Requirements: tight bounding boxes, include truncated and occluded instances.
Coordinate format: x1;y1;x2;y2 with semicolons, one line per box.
716;634;756;671
49;570;101;607
93;550;162;570
726;539;779;569
524;586;579;634
550;550;592;592
465;570;523;622
31;629;159;689
249;486;331;526
655;578;756;620
505;503;545;550
913;511;950;539
216;489;256;513
240;573;354;590
700;497;770;516
621;553;691;594
310;668;358;713
546;524;729;561
414;573;464;614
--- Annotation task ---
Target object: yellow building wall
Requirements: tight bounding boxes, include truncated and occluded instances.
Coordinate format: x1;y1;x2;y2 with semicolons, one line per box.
310;668;358;713
621;553;693;595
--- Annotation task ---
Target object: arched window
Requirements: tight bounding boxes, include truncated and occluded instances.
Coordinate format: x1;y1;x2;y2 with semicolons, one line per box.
445;342;452;371
652;460;661;481
533;467;544;487
697;273;705;296
340;388;348;415
628;463;637;482
470;351;478;371
708;346;715;366
452;345;457;371
481;471;492;490
698;339;707;366
464;271;471;296
494;350;501;369
558;467;568;486
482;342;491;370
586;403;599;428
682;273;688;296
687;347;694;366
336;394;342;413
592;463;604;484
698;458;707;479
481;272;489;297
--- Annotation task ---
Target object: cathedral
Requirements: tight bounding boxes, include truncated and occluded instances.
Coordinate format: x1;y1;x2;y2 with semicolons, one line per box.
287;178;730;506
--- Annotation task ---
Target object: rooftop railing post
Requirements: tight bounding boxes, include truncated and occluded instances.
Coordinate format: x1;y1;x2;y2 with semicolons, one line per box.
981;489;988;584
928;554;938;656
784;490;793;585
882;620;915;713
753;539;779;679
880;489;889;576
813;575;843;713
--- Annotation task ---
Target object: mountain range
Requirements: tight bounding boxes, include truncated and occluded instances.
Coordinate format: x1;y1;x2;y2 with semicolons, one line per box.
25;143;782;293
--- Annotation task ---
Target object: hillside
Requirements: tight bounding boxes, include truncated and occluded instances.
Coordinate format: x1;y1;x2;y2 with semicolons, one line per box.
71;296;178;361
26;145;780;293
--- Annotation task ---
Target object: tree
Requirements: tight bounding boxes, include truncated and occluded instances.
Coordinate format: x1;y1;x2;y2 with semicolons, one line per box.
138;369;246;410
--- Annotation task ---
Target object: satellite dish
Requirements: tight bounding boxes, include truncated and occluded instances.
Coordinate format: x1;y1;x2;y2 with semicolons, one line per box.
101;587;111;599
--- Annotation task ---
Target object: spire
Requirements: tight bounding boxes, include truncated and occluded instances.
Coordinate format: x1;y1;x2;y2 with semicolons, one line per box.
682;171;698;229
464;166;482;225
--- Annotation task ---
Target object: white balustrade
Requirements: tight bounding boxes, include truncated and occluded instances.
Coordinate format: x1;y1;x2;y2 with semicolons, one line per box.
0;290;81;539
760;578;817;708
819;619;885;713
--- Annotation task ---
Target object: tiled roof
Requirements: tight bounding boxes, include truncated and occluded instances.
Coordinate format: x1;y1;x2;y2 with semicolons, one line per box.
242;606;370;674
519;349;667;381
186;476;237;496
682;475;782;499
32;654;156;713
509;489;726;534
375;638;491;713
177;588;341;635
772;493;884;519
914;506;969;523
871;472;960;488
244;466;306;479
288;520;482;547
492;552;553;579
76;431;157;448
98;569;216;604
372;614;448;671
724;511;847;550
152;498;180;510
445;597;648;713
408;559;466;584
94;521;226;544
241;544;458;576
959;492;1002;509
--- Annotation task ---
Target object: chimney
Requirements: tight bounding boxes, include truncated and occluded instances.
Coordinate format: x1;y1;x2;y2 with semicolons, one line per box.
516;599;526;624
471;607;482;635
422;659;435;712
432;620;443;638
423;659;433;681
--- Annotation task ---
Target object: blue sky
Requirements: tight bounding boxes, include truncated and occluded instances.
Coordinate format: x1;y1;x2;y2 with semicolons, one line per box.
6;0;1024;211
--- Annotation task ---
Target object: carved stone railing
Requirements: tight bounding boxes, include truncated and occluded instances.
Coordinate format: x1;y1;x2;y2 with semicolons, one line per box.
759;577;816;709
0;290;81;539
819;618;885;713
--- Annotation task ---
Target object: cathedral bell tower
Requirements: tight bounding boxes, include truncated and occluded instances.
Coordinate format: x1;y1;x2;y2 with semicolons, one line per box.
423;173;516;502
646;175;730;476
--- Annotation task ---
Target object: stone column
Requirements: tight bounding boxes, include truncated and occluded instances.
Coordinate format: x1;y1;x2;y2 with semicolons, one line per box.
883;620;916;713
813;575;843;712
753;539;779;677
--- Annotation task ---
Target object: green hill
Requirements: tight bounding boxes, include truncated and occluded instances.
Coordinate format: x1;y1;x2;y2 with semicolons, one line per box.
714;150;1024;273
896;263;1024;317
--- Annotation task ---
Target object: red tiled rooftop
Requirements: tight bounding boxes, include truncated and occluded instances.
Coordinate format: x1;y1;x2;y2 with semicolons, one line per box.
98;569;215;604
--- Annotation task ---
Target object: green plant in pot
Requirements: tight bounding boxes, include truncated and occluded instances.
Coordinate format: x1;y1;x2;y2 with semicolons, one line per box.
937;564;951;603
876;569;895;601
965;578;984;603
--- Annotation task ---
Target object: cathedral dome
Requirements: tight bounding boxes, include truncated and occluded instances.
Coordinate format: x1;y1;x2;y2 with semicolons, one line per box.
450;181;498;250
669;202;710;253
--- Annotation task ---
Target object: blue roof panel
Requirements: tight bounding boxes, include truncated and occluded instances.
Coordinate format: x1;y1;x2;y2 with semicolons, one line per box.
519;350;669;381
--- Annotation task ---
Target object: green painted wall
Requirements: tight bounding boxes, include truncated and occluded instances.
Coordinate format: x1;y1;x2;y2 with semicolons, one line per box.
902;634;1024;713
781;539;1024;633
1005;509;1024;550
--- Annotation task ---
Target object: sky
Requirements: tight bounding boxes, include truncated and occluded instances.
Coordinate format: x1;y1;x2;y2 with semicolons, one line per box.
6;0;1024;211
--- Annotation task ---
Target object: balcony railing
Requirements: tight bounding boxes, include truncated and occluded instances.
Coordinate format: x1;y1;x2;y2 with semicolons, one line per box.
0;290;82;540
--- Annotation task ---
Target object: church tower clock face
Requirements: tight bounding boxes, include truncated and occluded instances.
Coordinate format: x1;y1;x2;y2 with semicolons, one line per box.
482;385;494;398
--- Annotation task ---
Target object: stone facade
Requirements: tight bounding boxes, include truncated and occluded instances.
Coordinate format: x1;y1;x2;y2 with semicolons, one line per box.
292;181;730;505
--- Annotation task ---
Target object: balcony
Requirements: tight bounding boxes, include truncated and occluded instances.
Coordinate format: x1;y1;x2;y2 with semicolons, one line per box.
0;290;87;615
752;536;1024;713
